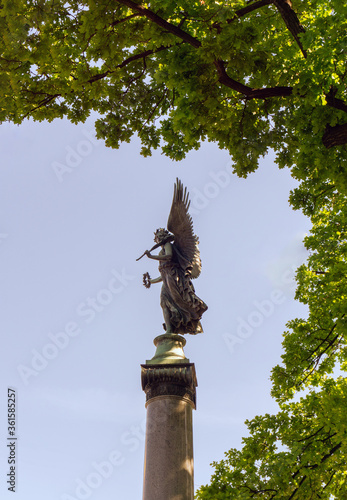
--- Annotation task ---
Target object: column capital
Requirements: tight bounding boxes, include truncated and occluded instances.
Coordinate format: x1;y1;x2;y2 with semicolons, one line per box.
141;363;197;409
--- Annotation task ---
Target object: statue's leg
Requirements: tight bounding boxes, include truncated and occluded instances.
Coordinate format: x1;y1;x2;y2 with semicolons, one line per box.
162;307;173;334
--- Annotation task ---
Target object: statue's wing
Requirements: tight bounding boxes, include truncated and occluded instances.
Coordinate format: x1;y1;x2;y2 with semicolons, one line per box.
167;179;199;272
191;237;202;279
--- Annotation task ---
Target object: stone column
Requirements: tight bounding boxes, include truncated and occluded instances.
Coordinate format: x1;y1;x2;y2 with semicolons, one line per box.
141;334;197;500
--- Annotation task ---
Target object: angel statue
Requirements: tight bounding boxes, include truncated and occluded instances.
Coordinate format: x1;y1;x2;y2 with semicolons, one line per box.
137;179;207;335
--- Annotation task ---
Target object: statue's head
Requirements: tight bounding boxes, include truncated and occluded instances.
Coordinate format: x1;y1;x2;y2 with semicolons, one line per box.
154;228;171;244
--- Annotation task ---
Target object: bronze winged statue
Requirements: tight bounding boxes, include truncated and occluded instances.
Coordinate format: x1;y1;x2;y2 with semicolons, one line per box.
137;179;207;335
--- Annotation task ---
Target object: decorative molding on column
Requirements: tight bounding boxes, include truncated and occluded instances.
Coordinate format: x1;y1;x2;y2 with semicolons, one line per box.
146;333;190;365
141;363;197;409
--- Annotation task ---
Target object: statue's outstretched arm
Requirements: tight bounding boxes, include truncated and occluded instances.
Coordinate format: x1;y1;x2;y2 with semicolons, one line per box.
143;272;162;288
150;276;163;284
145;242;172;262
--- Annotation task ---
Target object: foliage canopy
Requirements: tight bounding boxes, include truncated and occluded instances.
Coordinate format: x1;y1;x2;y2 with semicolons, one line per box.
1;0;346;497
1;0;347;187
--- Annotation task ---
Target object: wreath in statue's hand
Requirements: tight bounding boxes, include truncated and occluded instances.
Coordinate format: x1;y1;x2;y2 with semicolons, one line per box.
143;272;151;289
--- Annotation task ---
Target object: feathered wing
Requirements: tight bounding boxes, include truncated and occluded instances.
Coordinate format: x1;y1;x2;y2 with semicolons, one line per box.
191;236;202;279
167;178;202;278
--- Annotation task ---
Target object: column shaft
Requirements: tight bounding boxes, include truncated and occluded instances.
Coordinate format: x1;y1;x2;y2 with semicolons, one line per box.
141;361;197;500
143;395;194;500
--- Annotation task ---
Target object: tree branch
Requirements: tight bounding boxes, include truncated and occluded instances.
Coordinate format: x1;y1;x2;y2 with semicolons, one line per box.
214;59;293;99
298;330;342;388
297;426;324;443
22;94;61;119
214;59;251;94
323;123;347;148
289;442;341;499
87;45;172;83
114;0;201;48
110;12;140;27
141;88;169;129
226;0;306;57
325;87;347;113
306;322;338;361
288;475;307;500
227;0;273;23
322;471;336;491
114;1;293;101
24;0;296;119
273;0;306;57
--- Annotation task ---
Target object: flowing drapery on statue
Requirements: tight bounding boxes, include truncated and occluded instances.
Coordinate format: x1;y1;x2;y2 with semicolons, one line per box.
137;179;207;334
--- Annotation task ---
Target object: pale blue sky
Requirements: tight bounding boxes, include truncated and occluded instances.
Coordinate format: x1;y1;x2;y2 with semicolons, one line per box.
0;116;311;499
